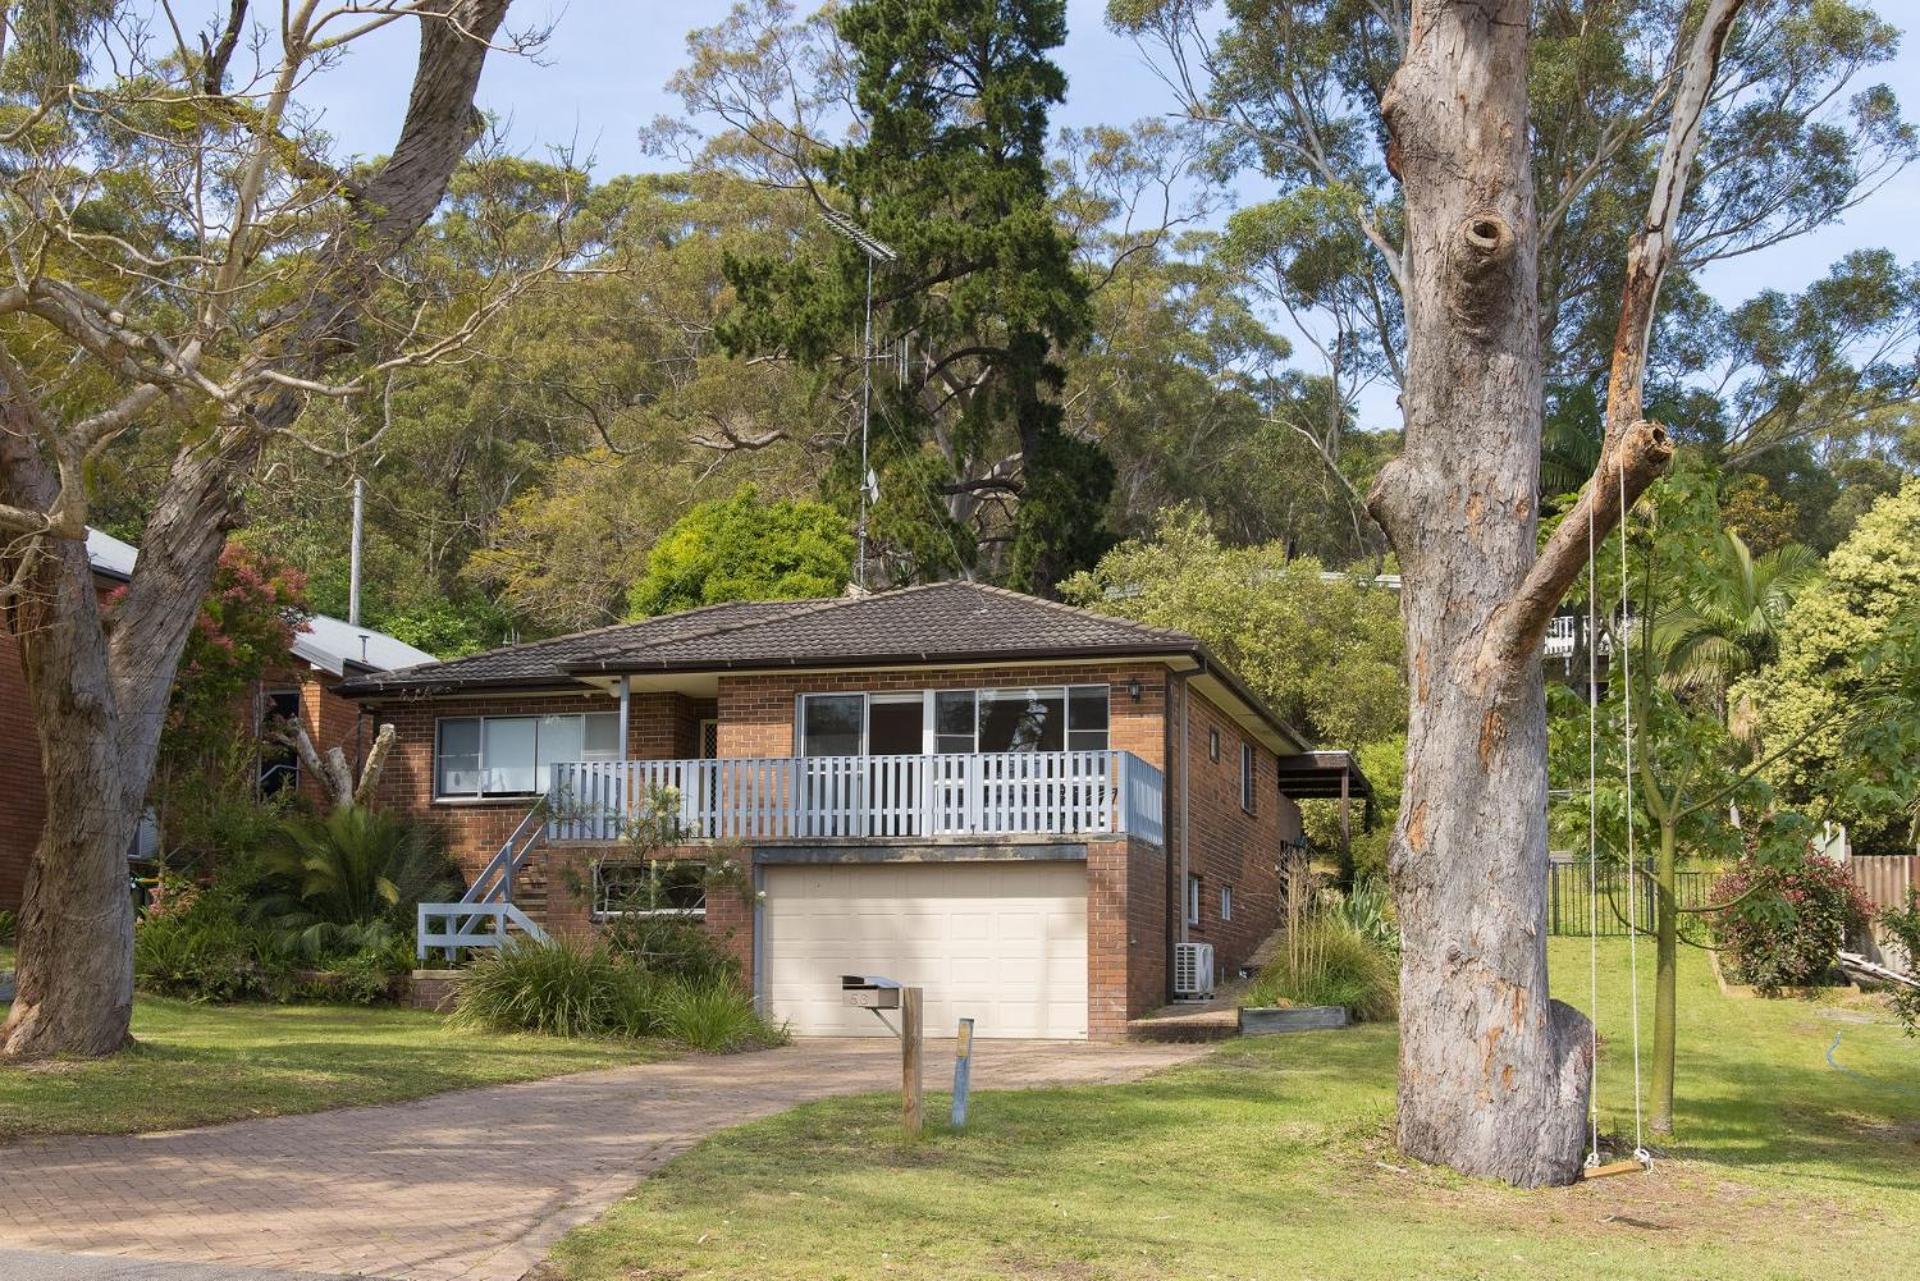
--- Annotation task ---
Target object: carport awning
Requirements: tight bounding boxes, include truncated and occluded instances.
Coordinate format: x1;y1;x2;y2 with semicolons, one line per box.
1274;751;1372;801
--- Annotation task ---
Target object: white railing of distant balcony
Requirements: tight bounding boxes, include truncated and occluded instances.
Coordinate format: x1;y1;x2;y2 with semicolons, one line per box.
546;749;1165;846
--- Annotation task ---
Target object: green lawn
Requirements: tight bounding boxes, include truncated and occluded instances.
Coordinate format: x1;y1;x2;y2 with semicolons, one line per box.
545;940;1920;1281
0;996;665;1142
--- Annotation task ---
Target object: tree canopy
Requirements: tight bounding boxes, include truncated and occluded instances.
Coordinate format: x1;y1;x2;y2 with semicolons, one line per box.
628;487;855;616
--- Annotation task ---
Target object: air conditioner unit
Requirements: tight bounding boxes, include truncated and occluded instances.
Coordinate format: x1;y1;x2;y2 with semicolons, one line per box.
1173;942;1215;998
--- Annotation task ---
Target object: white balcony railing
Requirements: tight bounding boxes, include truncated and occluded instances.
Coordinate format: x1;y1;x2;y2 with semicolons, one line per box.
546;749;1166;847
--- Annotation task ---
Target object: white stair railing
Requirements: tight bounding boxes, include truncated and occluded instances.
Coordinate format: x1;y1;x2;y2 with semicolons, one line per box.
415;799;549;961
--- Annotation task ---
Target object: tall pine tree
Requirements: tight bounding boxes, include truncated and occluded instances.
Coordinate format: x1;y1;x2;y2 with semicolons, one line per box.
720;0;1109;594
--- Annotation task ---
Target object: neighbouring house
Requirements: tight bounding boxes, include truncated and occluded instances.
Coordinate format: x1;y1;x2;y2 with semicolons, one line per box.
338;581;1370;1040
0;530;436;910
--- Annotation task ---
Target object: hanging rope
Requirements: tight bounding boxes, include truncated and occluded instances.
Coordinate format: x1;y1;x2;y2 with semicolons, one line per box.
1585;471;1602;1170
1617;461;1652;1169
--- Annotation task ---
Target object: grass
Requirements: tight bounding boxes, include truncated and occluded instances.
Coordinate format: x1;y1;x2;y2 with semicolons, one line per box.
0;995;666;1142
544;940;1920;1281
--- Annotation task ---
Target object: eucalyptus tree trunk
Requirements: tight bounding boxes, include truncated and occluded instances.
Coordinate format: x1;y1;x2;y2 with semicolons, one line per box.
1365;0;1741;1185
1366;0;1594;1187
0;0;514;1060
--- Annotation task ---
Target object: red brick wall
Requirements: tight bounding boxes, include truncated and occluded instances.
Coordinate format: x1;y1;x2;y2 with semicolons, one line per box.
362;689;708;883
1172;680;1303;983
715;663;1169;767
1087;835;1169;1038
528;843;753;977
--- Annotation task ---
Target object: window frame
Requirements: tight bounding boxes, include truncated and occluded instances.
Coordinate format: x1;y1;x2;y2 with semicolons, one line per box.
1240;742;1258;814
591;860;708;920
1186;873;1202;927
802;684;1113;758
258;688;303;796
433;710;621;800
1221;883;1234;922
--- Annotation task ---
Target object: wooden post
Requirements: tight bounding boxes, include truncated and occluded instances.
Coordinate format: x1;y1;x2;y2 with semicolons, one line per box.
901;986;924;1139
1339;768;1351;863
951;1017;975;1128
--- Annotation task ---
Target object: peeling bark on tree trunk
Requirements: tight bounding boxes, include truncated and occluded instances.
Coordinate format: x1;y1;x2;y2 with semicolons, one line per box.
1368;1;1593;1187
1369;0;1737;1183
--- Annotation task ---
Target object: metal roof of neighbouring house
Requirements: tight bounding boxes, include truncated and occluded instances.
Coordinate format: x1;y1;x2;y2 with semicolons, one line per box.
83;527;434;676
293;613;437;677
333;581;1310;751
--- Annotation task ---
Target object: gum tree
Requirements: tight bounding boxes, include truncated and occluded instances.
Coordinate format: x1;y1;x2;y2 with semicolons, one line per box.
0;0;530;1059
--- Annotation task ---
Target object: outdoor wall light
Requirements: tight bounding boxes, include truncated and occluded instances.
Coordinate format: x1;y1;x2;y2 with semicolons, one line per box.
1127;678;1142;702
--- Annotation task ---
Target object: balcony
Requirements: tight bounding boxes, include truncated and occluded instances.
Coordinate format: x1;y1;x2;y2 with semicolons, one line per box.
545;749;1166;846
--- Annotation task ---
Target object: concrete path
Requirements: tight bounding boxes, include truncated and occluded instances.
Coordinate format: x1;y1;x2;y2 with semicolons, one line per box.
0;1039;1204;1281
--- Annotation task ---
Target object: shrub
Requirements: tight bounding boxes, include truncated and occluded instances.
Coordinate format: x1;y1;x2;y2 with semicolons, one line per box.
134;913;290;1003
599;911;741;986
453;937;638;1038
451;935;783;1050
308;937;417;1005
657;978;786;1052
0;908;16;948
1326;877;1400;958
1245;917;1398;1022
1713;851;1873;992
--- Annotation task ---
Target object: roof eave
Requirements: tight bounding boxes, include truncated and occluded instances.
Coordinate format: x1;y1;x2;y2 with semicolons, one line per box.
560;642;1198;677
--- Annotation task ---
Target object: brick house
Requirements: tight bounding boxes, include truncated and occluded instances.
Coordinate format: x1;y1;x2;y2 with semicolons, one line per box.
0;531;435;910
338;581;1369;1040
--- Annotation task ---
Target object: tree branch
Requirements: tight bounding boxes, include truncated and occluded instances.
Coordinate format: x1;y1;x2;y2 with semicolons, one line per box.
1481;0;1745;672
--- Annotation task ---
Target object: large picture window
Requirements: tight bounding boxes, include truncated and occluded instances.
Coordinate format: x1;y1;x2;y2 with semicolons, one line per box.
435;712;620;798
798;685;1111;756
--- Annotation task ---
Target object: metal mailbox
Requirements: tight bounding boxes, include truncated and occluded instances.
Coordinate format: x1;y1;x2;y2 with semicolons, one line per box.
842;974;903;1009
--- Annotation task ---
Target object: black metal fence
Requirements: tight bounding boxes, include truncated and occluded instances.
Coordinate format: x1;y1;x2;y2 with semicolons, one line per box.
1546;863;1721;936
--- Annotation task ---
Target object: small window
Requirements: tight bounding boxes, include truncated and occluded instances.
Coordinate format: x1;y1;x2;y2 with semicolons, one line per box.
436;717;483;797
1240;742;1258;813
1208;728;1220;762
259;689;302;796
583;712;622;760
1066;685;1110;752
1187;873;1202;927
594;861;707;918
1221;884;1234;921
801;693;864;757
935;690;977;754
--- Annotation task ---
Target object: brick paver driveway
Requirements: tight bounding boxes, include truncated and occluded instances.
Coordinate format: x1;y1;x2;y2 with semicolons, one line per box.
0;1039;1204;1280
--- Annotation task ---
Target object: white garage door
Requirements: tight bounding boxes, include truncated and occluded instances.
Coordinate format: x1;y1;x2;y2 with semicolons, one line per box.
762;861;1089;1039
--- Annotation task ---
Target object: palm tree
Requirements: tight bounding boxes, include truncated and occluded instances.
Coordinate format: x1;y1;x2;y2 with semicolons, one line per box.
1653;529;1820;727
255;807;460;957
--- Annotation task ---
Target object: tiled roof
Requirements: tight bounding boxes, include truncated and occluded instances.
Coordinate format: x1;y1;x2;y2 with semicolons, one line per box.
336;581;1308;749
337;584;1197;693
333;598;804;694
573;581;1200;672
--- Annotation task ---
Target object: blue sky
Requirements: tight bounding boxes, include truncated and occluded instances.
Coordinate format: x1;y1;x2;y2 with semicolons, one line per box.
287;0;1916;424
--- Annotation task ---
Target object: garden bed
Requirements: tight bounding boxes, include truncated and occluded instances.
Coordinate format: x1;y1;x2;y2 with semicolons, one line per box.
1238;1004;1351;1034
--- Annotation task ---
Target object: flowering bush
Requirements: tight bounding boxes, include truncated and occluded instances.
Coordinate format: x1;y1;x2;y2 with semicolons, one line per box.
1713;851;1872;992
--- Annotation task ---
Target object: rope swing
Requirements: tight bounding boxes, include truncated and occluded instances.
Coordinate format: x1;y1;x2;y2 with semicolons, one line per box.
1580;462;1654;1181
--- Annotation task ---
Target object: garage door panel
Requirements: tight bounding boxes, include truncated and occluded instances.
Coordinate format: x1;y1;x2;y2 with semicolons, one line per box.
763;861;1088;1039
